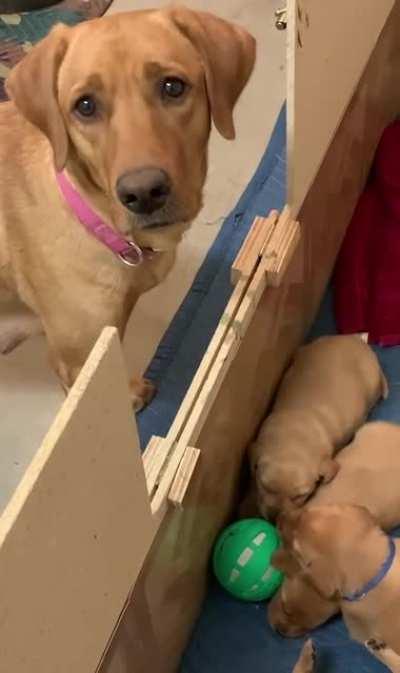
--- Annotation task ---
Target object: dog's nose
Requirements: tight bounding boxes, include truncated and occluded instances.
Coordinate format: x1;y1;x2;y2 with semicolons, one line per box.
116;168;171;214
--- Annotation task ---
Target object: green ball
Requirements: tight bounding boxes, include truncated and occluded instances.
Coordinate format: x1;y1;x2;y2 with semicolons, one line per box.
213;518;283;601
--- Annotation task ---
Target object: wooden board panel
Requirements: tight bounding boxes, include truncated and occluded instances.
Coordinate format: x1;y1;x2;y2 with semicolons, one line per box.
287;0;395;215
101;4;400;672
0;327;156;673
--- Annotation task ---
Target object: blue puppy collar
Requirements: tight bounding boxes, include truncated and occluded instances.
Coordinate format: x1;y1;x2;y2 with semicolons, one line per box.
343;537;396;602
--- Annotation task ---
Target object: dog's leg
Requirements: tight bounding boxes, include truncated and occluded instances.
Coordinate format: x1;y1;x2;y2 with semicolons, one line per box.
43;297;155;411
292;640;316;673
0;310;43;354
366;639;400;672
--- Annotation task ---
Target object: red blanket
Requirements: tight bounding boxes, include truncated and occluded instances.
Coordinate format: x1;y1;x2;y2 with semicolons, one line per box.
334;121;400;346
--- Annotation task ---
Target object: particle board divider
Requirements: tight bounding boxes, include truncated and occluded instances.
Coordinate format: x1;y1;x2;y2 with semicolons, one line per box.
0;327;158;673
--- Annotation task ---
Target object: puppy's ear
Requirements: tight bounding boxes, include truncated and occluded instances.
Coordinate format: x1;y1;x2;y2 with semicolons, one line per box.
304;557;340;600
6;24;71;171
293;538;340;599
168;7;256;139
271;548;301;577
319;458;340;484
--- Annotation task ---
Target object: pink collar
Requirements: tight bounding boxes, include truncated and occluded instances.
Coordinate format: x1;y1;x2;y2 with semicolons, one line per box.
56;171;154;266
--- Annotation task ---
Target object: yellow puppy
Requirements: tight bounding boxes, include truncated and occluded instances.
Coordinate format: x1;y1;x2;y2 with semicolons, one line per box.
251;335;387;519
269;422;400;637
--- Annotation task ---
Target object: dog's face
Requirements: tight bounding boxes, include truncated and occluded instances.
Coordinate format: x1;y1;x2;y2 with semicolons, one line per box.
268;569;338;636
276;504;378;599
253;452;339;520
6;8;255;235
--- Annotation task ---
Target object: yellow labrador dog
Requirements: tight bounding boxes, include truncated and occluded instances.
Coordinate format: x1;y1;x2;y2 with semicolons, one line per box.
250;335;387;518
0;7;255;408
269;422;400;637
278;504;400;669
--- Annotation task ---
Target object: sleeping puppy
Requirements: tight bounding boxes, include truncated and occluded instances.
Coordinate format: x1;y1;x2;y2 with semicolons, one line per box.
250;335;387;518
269;422;400;637
277;504;400;667
0;8;255;409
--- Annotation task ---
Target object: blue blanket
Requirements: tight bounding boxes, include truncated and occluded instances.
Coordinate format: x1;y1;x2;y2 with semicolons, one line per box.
181;287;400;673
179;117;400;672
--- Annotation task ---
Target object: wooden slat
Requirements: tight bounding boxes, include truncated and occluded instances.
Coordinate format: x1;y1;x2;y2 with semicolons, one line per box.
151;210;301;514
169;446;201;507
143;435;169;496
142;213;279;494
231;211;278;284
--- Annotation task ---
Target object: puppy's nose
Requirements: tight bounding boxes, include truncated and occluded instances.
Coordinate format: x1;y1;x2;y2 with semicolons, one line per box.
116;168;171;214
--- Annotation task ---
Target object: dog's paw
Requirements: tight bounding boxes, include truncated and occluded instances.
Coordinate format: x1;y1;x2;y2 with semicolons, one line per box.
366;639;387;652
292;640;316;673
130;377;156;412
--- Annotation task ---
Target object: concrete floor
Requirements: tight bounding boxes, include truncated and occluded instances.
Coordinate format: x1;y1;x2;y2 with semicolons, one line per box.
0;0;285;512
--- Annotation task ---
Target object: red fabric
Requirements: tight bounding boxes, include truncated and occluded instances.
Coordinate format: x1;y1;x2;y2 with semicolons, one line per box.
334;121;400;346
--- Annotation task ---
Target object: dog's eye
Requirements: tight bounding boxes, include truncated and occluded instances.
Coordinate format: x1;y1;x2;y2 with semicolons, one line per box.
74;95;97;119
161;77;187;99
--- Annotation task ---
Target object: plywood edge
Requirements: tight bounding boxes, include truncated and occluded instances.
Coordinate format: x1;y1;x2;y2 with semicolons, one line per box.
231;211;278;284
150;208;301;513
0;326;120;546
143;210;280;496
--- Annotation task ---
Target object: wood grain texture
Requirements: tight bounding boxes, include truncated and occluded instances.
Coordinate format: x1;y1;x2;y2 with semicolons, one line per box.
231;211;278;284
0;328;156;673
101;4;400;672
288;0;395;215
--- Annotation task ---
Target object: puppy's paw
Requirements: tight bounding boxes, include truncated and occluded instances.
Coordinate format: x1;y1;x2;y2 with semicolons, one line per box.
130;377;156;412
366;638;387;652
292;640;316;673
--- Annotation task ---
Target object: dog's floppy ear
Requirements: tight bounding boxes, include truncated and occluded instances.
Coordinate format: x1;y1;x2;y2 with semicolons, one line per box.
271;548;301;577
292;534;340;600
302;556;340;600
319;457;340;484
6;23;71;171
168;7;256;139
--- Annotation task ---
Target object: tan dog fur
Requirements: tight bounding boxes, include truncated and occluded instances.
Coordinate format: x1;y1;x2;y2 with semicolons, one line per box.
277;504;400;666
269;422;400;637
0;8;255;407
250;335;387;518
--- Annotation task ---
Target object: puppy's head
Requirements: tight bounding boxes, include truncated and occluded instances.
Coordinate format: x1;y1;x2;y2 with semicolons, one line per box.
276;504;378;599
253;449;339;520
6;9;255;237
268;569;338;637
